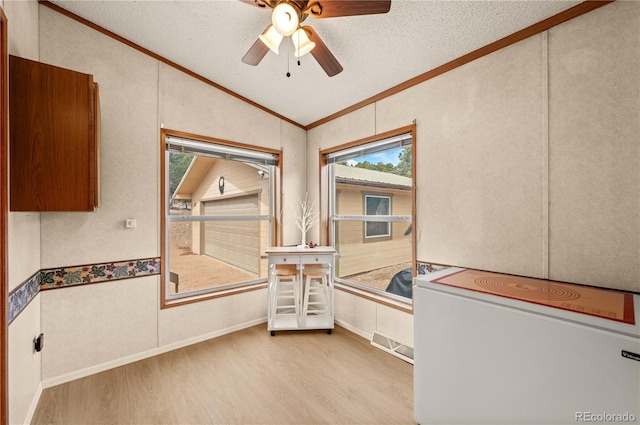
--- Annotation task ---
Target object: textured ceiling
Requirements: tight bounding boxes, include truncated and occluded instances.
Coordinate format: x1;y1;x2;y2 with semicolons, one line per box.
48;0;581;126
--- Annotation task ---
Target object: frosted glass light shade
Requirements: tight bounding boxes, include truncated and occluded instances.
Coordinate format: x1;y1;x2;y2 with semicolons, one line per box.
272;3;299;36
259;25;283;54
293;27;315;57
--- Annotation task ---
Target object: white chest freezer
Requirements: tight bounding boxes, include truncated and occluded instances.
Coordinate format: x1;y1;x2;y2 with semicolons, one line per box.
414;268;640;424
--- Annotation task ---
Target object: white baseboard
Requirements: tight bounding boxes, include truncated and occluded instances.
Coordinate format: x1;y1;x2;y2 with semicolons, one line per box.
23;382;43;425
334;318;372;341
42;317;267;389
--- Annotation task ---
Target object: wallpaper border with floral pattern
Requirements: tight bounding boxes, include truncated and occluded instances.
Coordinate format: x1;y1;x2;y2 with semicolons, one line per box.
10;258;438;324
8;257;160;325
8;271;40;325
39;258;161;290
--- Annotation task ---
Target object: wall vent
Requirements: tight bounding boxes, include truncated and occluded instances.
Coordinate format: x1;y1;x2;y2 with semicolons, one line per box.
370;331;414;364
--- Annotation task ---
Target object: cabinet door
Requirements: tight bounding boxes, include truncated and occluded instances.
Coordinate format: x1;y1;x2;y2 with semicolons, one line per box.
9;55;98;211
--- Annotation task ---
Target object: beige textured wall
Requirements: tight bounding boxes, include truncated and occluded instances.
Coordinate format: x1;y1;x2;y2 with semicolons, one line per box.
334;290;413;347
159;64;281;147
547;1;640;288
40;277;159;381
5;1;43;424
158;288;267;346
8;297;41;425
39;6;160;268
309;1;639;294
35;4;306;384
37;5;161;384
5;0;38;61
380;33;548;279
7;212;39;292
6;0;40;291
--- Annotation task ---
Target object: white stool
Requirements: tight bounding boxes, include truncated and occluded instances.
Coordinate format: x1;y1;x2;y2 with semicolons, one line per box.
302;265;330;325
271;265;299;319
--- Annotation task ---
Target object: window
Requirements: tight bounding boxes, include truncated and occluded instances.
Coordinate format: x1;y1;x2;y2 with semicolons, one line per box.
364;194;391;239
162;131;280;304
322;129;415;301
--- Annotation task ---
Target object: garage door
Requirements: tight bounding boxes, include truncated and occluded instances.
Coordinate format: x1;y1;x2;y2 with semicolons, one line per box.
203;194;260;274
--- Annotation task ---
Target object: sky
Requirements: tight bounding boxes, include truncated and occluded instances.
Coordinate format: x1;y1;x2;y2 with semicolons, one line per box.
346;147;403;166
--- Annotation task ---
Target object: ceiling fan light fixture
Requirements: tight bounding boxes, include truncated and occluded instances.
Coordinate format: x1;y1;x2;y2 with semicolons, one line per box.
272;2;299;36
259;24;283;53
292;27;315;57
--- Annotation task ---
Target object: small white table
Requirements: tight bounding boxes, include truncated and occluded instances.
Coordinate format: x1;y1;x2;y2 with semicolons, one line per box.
264;246;337;335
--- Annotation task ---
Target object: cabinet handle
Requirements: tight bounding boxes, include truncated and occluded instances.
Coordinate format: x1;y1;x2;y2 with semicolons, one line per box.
283;258;287;262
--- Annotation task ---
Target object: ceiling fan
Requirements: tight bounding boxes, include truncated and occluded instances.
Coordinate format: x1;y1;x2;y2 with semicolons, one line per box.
240;0;392;77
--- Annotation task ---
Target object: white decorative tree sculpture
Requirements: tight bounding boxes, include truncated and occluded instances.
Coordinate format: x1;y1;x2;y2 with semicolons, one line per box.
294;193;318;247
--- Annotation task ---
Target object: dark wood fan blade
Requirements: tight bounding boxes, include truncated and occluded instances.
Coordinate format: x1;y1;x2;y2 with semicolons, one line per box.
242;36;270;66
305;0;391;18
305;26;343;77
238;0;272;9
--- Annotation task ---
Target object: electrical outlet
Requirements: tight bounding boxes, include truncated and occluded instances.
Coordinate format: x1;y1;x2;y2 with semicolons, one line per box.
125;219;137;228
34;333;44;352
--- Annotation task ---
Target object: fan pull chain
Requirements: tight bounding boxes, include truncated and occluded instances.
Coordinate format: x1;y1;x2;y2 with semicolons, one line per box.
286;47;291;77
297;29;301;66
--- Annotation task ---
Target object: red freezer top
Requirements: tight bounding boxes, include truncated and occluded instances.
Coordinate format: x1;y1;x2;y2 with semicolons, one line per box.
431;269;635;325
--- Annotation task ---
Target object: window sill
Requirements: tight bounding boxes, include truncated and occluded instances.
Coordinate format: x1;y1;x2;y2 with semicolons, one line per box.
335;281;413;314
161;281;268;309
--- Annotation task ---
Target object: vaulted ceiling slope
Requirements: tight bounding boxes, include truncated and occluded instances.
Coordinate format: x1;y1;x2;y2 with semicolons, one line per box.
47;0;583;127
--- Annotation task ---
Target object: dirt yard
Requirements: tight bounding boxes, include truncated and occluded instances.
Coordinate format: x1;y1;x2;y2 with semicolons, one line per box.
343;261;413;292
168;215;257;294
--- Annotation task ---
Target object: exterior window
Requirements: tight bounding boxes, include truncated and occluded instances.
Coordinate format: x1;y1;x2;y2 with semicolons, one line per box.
364;195;391;238
323;131;414;301
162;131;279;302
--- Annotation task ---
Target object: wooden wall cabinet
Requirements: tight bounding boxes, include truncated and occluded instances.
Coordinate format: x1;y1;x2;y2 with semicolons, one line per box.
9;55;100;211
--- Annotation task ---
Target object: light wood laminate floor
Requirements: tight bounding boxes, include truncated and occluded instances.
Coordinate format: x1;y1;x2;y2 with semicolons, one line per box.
32;325;414;424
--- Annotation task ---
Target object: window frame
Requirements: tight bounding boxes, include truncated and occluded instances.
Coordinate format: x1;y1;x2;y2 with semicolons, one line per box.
318;124;417;311
160;128;281;309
